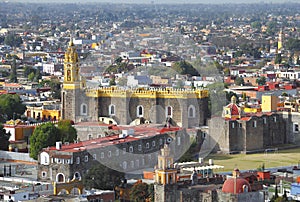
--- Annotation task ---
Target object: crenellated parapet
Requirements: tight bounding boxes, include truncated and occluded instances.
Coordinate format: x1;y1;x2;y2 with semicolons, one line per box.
85;87;209;99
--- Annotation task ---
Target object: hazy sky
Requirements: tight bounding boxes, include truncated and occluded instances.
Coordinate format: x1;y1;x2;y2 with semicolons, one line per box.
6;0;294;4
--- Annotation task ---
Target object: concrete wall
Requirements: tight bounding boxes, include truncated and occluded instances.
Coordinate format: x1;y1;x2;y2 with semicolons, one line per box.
0;151;36;163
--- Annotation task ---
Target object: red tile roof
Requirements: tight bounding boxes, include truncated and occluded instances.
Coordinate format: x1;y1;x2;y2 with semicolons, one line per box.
45;125;181;153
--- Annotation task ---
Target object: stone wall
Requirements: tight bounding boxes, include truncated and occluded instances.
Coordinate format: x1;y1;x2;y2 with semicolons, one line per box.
63;88;209;128
208;114;288;154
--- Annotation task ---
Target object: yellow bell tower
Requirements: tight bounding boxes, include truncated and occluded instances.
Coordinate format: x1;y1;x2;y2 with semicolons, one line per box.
278;29;283;52
63;38;80;90
155;144;177;185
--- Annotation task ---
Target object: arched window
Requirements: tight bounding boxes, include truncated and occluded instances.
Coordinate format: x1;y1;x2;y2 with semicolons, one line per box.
109;104;115;116
40;152;50;165
56;173;65;183
166;106;172;118
80;103;87;116
188;105;196;118
74;172;81;180
137;105;144;117
123;161;127;170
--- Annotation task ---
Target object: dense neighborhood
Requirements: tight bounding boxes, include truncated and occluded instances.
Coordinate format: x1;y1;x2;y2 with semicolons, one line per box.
1;2;300;202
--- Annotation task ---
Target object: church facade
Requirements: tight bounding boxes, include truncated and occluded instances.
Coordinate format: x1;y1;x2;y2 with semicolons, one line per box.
61;40;209;128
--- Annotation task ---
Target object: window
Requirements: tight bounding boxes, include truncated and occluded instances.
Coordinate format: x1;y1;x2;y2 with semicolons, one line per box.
142;158;145;165
109;104;115;116
239;123;242;128
108;151;112;157
138;144;142;151
42;171;47;178
116;149;119;156
152;141;156;147
74;172;81;180
253;120;257;128
136;159;139;167
137;105;144;117
166;106;173;117
274;116;277;122
80;103;87;116
93;154;97;160
131;161;134;168
88;134;92;140
159;139;163;145
294;123;299;133
76;157;80;164
146;143;149;149
177;137;181;146
129;146;133;153
123;161;127;170
188;105;196;118
263;117;267;124
41;152;50;165
123;148;126;154
101;152;104;159
232;122;235;128
84;155;88;162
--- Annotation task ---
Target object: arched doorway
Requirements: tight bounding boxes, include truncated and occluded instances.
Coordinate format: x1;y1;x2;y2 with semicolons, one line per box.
56;173;65;183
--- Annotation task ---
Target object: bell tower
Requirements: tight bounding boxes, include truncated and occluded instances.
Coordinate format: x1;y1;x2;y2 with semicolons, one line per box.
62;38;80;121
154;144;178;202
278;29;283;53
63;38;80;90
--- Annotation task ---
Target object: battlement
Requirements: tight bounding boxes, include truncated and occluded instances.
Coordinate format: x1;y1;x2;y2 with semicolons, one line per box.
85;87;209;99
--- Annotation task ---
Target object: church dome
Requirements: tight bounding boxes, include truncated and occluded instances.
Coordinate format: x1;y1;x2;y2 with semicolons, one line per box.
222;96;241;119
222;177;251;194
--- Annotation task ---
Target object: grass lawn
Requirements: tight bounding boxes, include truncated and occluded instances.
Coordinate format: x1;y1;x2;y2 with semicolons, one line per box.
205;147;300;172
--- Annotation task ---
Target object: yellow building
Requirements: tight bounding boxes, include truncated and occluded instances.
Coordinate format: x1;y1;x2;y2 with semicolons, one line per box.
243;106;262;113
4;119;35;152
25;104;61;121
261;94;278;112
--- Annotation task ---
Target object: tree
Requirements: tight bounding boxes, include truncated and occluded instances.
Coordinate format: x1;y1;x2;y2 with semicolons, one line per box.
40;77;61;99
83;163;124;190
48;78;61;99
29;122;60;160
172;61;200;76
0;94;26;122
285;38;300;51
275;54;282;64
223;68;230;76
130;181;154;202
115;57;123;65
28;72;35;81
9;58;18;83
57;120;77;143
4;33;23;48
256;76;266;86
0;124;10;151
24;66;35;78
109;77;116;86
234;77;244;86
34;69;41;82
251;21;262;30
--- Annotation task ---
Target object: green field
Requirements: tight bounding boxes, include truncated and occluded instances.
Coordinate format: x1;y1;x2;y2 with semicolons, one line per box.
205;147;300;172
